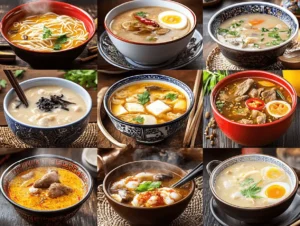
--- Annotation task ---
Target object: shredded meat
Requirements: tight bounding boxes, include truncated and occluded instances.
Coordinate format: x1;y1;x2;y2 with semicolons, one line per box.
48;183;73;198
261;89;276;103
251;110;259;119
234;79;254;96
33;170;60;188
238;119;254;124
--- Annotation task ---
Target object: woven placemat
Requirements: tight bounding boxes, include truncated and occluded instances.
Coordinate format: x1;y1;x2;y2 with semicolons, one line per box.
0;123;98;148
97;177;203;226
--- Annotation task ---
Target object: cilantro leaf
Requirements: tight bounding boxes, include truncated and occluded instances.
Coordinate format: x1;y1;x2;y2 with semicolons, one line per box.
135;181;162;192
14;70;25;78
42;26;52;39
133;116;144;124
136;11;147;18
241;181;262;199
137;91;150;105
165;93;178;101
53;43;62;50
53;34;68;51
64;70;97;88
0;79;7;88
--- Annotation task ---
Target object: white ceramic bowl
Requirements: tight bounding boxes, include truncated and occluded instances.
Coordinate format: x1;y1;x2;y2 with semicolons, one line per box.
104;0;197;65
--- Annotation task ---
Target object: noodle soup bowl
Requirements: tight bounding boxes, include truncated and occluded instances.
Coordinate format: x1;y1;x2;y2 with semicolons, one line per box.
0;154;93;225
207;154;299;223
0;1;96;68
3;77;92;147
105;0;197;65
103;74;195;144
208;2;299;68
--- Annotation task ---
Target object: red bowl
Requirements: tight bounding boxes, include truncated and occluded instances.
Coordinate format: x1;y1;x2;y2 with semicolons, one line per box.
0;1;96;68
210;71;298;146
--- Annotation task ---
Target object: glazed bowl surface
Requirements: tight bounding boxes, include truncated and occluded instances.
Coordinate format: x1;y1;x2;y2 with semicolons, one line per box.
103;74;194;143
103;160;195;225
104;0;197;65
0;154;93;225
210;71;297;146
0;1;96;68
3;77;92;147
208;1;299;68
207;154;299;223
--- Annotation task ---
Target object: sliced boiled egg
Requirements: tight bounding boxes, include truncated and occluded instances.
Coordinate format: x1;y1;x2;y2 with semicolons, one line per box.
261;166;285;182
265;100;291;118
259;182;290;204
158;11;188;30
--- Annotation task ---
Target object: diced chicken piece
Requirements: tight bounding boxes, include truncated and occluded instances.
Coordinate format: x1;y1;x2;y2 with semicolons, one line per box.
135;172;154;181
21;171;34;180
233;108;250;117
261;89;276;103
173;100;187;111
112;104;128;116
48;183;73;198
223;181;232;189
235;95;249;102
72;105;82;112
147;196;159;206
257;113;266;124
166;112;182;120
245;37;259;45
238;119;254;124
125;181;139;190
146;100;171;116
249;89;258;98
251;110;259;119
33;170;60;188
163;196;175;205
118;189;134;202
140;115;157;125
37;115;56;126
111;194;122;202
231;192;243;200
170;192;182;201
37;89;48;95
234;79;254;96
111;179;126;190
125;103;145;113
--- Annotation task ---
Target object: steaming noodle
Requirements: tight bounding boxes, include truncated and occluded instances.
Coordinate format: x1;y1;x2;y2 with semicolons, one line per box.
7;12;89;51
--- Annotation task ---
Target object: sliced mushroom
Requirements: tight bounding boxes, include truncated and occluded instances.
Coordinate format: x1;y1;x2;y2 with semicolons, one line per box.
156;28;170;35
145;86;163;91
153;173;174;181
22;35;28;40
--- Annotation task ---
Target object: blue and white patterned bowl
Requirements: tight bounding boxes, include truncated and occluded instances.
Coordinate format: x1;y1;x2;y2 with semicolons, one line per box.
3;77;92;147
103;74;195;144
208;2;299;68
207;154;299;223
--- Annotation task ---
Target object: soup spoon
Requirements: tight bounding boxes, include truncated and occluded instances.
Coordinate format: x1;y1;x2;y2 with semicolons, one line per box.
171;162;203;188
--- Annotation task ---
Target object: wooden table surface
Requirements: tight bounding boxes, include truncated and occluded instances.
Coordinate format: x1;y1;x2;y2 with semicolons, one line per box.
0;148;97;226
203;0;281;67
0;0;97;69
202;71;300;148
98;70;202;148
0;70;97;126
97;0;203;72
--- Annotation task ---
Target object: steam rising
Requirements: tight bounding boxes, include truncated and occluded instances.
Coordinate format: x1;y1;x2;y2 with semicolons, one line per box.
21;0;50;15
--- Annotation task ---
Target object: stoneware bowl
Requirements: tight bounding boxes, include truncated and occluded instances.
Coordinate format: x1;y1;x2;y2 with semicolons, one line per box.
103;74;195;143
0;1;96;68
210;71;297;146
208;1;299;68
103;160;195;225
3;77;92;147
0;154;93;225
207;154;299;223
104;0;197;65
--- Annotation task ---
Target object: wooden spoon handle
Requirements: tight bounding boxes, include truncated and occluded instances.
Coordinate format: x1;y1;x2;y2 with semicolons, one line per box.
97;87;127;148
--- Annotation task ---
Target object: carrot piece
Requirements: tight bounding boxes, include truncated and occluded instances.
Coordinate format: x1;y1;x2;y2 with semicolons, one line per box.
249;19;265;26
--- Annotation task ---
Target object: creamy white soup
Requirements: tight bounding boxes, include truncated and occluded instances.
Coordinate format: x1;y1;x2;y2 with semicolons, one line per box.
215;161;291;207
8;86;87;127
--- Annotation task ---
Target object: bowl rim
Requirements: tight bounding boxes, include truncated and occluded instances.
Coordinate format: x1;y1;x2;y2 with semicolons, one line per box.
103;160;196;210
210;70;298;128
0;154;94;213
208;1;299;52
209;154;299;210
104;0;197;46
0;0;96;54
103;74;195;128
3;77;92;129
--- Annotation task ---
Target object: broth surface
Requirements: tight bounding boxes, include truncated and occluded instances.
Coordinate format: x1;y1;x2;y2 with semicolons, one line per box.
8;85;87;127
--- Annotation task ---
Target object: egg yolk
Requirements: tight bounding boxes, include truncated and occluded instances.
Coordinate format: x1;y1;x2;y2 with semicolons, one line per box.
162;15;181;24
268;102;289;116
266;168;282;179
265;185;286;199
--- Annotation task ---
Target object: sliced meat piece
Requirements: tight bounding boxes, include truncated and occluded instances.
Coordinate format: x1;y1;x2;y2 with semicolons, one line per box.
257;113;266;124
234;79;254;96
233;108;250;117
235;95;249;102
21;171;34;180
257;88;264;97
33;170;60;188
261;89;276;103
238;119;254;124
249;89;258;98
219;93;230;102
48;183;73;198
153;173;174;181
251;110;259;119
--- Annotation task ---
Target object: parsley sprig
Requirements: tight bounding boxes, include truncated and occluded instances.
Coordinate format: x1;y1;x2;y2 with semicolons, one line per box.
135;181;161;192
137;91;150;105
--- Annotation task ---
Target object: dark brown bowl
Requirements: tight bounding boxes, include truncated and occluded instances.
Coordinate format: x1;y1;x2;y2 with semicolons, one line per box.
103;160;195;225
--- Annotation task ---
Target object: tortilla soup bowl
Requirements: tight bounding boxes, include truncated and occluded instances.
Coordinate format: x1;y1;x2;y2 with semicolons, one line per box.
104;0;197;65
208;2;298;68
210;71;297;146
0;1;96;68
0;155;93;225
103;160;195;225
207;154;299;223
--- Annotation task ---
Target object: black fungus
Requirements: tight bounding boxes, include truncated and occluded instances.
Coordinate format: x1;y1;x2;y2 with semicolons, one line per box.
36;94;75;112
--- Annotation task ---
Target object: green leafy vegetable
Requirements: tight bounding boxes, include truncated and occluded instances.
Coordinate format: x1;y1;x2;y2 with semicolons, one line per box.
165;93;178;101
14;70;25;78
215;100;224;113
138;91;150;105
218;28;229;35
53;34;68;50
133;116;144;124
135;181;162;192
240;178;254;187
276;89;286;101
63;70;97;89
0;79;7;88
136;11;147;18
42;26;52;39
241;181;262;199
253;43;260;48
203;70;229;95
262;28;269;32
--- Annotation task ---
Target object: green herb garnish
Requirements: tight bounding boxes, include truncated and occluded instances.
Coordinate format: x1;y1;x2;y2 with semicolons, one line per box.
276;89;286;101
135;181;162;192
42;26;52;39
53;34;68;51
218;28;229;35
133;116;144;124
240;178;255;187
165;93;178;101
253;43;260;48
136;11;147;18
241;181;262;199
262;28;269;32
203;70;228;95
63;70;97;89
14;70;25;78
137;91;150;105
216;100;225;112
0;79;7;88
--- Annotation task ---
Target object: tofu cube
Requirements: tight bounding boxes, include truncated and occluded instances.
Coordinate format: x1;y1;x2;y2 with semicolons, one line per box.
146;100;171;116
112;104;128;116
141;115;157;125
125;103;145;113
173;100;187;111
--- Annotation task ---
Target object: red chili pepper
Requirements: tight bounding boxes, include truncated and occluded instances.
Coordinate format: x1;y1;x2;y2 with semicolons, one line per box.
245;98;265;111
134;14;159;27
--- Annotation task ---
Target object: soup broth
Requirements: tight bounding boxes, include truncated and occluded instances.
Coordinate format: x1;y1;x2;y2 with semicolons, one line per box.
215;161;292;207
109;170;191;207
215;78;292;124
8;167;85;210
110;7;191;44
7;12;89;51
110;82;188;125
217;14;291;49
8;85;87;127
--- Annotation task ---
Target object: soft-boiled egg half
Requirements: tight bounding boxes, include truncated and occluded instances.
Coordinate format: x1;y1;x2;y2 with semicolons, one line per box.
265;100;291;118
158;11;188;29
261;166;285;182
259;182;290;204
